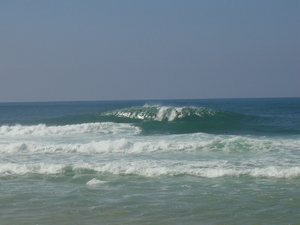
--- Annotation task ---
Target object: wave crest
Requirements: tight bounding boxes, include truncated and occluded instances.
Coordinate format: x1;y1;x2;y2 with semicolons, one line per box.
102;105;224;122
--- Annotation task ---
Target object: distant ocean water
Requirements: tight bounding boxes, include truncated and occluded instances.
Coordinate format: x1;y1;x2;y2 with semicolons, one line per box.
0;98;299;224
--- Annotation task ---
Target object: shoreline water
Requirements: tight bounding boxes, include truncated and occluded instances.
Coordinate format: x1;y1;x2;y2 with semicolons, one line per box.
0;98;299;224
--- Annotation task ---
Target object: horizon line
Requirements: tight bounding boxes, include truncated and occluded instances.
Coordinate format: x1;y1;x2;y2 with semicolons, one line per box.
1;96;299;104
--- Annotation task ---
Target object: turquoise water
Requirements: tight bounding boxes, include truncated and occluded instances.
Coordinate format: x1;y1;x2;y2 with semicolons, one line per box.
0;98;299;224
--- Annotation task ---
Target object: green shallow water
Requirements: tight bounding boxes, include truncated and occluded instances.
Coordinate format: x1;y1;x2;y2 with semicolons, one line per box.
1;174;299;225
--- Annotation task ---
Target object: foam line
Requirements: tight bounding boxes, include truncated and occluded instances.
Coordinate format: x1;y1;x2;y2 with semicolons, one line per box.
0;135;299;154
1;161;299;178
0;122;141;137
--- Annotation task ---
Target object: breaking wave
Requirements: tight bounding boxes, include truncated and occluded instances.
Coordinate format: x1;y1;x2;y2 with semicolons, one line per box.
3;105;297;135
1;161;299;179
1;133;299;154
0;122;141;137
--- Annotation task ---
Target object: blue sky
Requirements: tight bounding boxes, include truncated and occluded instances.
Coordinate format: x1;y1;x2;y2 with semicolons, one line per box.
1;0;299;102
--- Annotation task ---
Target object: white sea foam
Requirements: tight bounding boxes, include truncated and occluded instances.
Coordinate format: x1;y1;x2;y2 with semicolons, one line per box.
86;178;107;186
0;133;299;155
142;105;218;121
209;135;300;154
1;124;299;180
0;162;64;175
92;160;300;178
1;160;298;179
0;138;199;154
0;122;141;137
154;106;185;121
249;166;300;178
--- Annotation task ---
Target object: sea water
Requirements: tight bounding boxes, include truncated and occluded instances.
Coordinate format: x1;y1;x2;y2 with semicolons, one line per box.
0;98;299;224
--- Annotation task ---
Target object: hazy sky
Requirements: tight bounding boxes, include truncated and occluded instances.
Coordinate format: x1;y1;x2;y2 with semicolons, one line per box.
1;0;299;102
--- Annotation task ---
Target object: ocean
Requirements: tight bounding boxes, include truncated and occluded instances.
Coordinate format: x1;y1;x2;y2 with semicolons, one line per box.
0;98;299;225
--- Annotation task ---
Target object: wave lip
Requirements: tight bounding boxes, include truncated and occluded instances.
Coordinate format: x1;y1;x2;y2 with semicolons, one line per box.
102;105;221;122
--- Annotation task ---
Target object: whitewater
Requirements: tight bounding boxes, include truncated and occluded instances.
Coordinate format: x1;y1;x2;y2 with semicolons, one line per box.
0;98;299;224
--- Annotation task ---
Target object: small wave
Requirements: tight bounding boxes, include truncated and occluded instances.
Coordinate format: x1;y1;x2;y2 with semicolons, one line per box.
0;139;134;154
208;136;300;154
0;122;141;137
0;162;64;175
1;161;299;179
0;138;199;154
1;134;299;154
90;160;300;179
